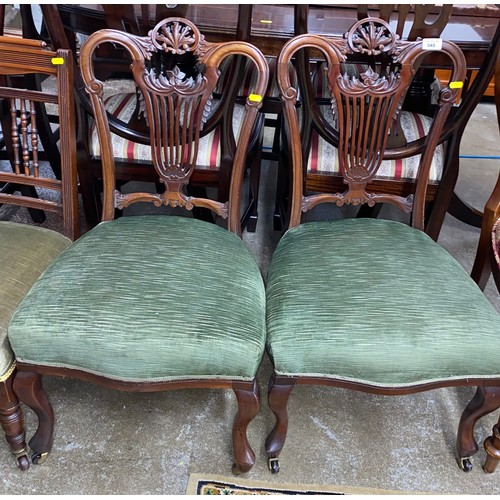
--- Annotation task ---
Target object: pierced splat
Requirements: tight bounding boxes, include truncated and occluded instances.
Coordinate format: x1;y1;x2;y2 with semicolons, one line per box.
276;18;465;220
83;17;254;219
328;63;413;211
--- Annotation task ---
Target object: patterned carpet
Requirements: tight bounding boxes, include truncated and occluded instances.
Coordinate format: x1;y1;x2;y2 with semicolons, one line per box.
186;474;415;495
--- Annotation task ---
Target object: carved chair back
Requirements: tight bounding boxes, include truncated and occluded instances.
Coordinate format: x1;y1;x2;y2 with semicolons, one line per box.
272;6;459;234
0;36;79;240
79;17;268;235
278;18;466;230
37;5;261;231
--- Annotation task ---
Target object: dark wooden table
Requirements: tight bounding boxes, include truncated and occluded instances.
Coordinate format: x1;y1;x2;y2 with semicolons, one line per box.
58;4;499;68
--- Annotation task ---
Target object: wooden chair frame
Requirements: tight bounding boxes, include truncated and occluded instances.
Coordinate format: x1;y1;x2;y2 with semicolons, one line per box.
274;6;500;242
12;18;268;473
263;19;500;475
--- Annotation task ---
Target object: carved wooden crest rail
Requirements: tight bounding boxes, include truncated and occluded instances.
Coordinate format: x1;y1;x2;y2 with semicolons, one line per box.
277;17;466;229
80;17;268;230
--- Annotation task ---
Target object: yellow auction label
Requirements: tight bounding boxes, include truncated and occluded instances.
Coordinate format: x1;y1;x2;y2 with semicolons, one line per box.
51;57;64;65
449;81;464;89
249;94;263;103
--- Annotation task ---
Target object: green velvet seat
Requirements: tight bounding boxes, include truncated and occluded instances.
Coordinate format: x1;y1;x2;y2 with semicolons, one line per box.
9;215;266;382
0;222;71;379
266;218;500;387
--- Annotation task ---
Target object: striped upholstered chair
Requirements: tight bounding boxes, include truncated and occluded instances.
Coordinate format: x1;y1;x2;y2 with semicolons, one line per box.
0;37;79;469
265;18;500;475
7;18;268;474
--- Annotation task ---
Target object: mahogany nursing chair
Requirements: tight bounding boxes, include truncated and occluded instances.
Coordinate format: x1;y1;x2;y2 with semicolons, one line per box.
39;4;264;232
0;37;79;470
264;18;500;475
273;4;457;233
8;18;268;473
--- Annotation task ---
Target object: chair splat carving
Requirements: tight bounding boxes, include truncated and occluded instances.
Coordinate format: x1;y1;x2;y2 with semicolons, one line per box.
81;17;267;223
277;18;465;228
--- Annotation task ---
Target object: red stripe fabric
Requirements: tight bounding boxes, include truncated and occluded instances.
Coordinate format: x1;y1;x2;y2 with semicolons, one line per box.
413;113;426;138
394;158;403;179
310;130;319;173
209;126;220;170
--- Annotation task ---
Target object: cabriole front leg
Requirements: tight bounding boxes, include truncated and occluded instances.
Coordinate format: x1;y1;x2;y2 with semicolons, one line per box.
265;373;294;474
232;379;260;474
457;386;500;472
13;370;54;465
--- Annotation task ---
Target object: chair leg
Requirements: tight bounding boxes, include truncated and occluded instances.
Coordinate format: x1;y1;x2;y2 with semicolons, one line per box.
0;370;30;470
232;379;260;475
457;386;500;472
13;370;54;465
243;145;262;233
265;373;294;474
484;417;500;473
273;148;290;232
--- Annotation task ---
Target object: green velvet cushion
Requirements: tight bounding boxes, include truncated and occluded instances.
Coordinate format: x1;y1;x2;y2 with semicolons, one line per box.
266;218;500;387
9;216;266;382
0;222;71;377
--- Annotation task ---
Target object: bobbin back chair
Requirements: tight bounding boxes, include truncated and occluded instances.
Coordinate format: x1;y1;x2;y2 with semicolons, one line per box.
0;36;78;470
39;4;264;232
273;4;454;233
265;18;500;475
8;17;268;473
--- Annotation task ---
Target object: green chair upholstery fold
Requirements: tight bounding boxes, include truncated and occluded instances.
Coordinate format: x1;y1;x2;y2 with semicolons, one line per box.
266;218;500;387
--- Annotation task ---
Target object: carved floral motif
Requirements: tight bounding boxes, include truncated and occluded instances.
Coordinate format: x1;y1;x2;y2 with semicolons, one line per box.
150;19;202;54
347;19;396;56
337;66;401;94
143;65;206;95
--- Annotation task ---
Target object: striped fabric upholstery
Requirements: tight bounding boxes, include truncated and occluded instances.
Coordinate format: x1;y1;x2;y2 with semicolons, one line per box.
308;62;444;182
308;111;444;182
90;93;246;170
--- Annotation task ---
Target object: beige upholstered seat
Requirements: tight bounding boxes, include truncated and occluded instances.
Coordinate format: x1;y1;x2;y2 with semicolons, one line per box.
0;37;79;470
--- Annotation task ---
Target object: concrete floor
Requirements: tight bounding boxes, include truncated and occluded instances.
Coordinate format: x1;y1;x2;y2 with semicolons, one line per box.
0;102;499;494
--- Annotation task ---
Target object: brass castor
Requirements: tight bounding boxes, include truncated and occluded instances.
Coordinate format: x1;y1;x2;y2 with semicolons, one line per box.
268;457;280;474
14;449;30;471
458;457;473;472
31;451;48;465
17;455;30;471
231;462;242;476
